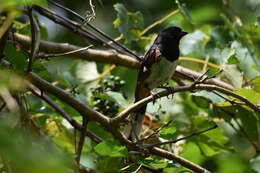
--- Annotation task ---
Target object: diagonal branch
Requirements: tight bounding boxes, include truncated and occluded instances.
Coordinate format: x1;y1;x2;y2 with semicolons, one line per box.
149;147;210;173
47;0;141;61
1;59;211;173
27;72;111;125
29;84;103;143
146;125;218;148
31;5;140;60
112;84;260;124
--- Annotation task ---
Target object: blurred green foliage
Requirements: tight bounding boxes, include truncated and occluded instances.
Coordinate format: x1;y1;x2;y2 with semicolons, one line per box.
1;0;260;172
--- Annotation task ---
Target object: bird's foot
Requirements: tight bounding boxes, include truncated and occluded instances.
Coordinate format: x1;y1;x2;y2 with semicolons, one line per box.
158;85;175;99
150;92;160;104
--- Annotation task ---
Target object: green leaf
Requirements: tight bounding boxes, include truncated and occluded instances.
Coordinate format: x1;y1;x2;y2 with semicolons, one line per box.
198;142;218;157
0;70;26;91
220;65;243;89
2;0;48;8
139;157;178;168
0;119;73;173
217;104;259;143
76;62;99;82
250;155;260;173
192;90;226;104
203;126;229;146
251;76;260;93
22;0;48;7
105;91;129;108
227;55;239;64
4;43;27;72
235;88;260;104
209;26;232;47
94;140;128;157
181;142;204;164
113;3;144;42
159;124;177;140
191;116;230;156
33;61;51;79
175;0;193;26
180;30;207;57
231;41;260;79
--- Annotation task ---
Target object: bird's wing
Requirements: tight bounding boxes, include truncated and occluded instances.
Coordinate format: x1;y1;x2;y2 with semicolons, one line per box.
135;45;162;101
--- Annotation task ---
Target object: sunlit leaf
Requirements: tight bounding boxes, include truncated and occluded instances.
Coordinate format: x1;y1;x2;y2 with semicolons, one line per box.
181;142;204;164
251;76;260;93
192;90;226;104
113;3;144;42
231;41;260;79
0;70;26;91
105;91;129;108
45;118;75;152
0;120;73;173
235;88;260;104
94;140;128;157
4;43;27;72
250;155;260;173
220;65;243;89
180;30;208;57
198;142;218;157
159;124;177;140
2;0;48;10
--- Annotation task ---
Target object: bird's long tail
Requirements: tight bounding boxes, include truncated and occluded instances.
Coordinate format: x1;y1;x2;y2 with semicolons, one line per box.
126;82;150;142
129;104;147;142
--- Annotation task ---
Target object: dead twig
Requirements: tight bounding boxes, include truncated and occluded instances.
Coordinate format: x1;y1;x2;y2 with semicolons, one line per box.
145;125;218;148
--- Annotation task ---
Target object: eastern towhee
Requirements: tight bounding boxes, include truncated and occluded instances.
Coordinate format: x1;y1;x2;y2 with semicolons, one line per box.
128;26;187;142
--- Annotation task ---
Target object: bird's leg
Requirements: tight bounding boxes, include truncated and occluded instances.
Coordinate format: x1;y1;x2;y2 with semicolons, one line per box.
158;83;175;99
150;91;160;104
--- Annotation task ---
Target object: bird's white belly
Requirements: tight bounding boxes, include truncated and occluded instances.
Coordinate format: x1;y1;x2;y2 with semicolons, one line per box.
145;58;178;90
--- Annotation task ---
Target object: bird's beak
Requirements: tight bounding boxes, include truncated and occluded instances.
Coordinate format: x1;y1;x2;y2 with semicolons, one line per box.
180;31;188;37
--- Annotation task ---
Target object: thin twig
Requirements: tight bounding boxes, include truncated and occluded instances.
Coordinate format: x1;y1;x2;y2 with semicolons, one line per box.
0;102;6;111
82;0;96;24
12;33;139;69
29;84;103;143
215;106;260;152
76;116;88;164
212;91;245;105
27;7;40;72
140;9;179;36
47;0;141;61
112;83;260;123
138;120;173;143
146;125;218;148
38;45;93;59
149;147;211;173
0;12;17;38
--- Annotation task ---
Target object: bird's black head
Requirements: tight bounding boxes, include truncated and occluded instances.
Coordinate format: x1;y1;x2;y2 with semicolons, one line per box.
156;26;187;61
159;26;187;42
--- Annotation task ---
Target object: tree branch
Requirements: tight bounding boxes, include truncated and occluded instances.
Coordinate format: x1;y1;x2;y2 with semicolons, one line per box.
146;125;218;148
29;84;103;143
11;33;234;90
111;84;260;123
47;0;141;60
149;147;210;173
12;33;139;69
27;7;40;72
1;59;212;172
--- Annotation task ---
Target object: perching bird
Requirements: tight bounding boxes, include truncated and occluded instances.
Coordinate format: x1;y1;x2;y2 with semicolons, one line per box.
128;26;187;142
